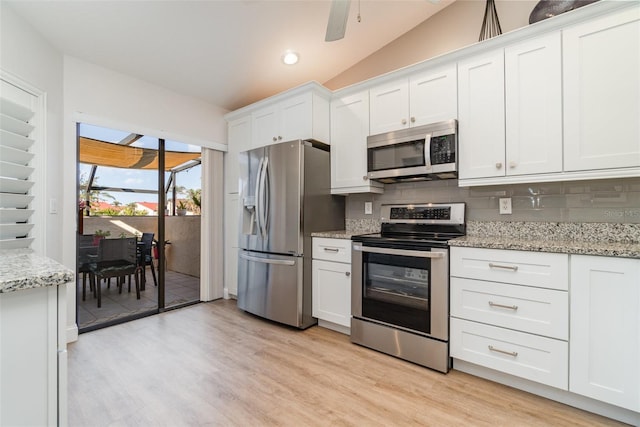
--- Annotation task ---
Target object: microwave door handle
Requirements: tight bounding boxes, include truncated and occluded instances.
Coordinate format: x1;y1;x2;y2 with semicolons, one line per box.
352;244;445;259
424;132;433;170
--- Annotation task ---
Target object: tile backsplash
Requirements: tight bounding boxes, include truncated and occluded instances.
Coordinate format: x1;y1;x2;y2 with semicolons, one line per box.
345;177;640;224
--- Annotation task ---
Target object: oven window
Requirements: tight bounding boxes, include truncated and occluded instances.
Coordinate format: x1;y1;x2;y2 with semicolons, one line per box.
362;251;430;334
368;139;425;172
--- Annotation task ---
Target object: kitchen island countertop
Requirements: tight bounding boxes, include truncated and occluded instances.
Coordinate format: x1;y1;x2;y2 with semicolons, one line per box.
0;248;74;293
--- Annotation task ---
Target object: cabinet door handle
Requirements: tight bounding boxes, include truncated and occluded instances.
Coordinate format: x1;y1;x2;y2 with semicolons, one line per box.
509;161;517;169
278;136;283;140
495;162;503;169
363;175;369;181
489;262;518;272
345;271;351;277
401;118;407;125
272;136;277;142
488;345;518;357
323;247;339;253
488;301;518;311
410;116;416;123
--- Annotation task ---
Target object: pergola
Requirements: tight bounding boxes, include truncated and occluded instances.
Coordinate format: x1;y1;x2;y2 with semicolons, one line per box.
79;133;201;216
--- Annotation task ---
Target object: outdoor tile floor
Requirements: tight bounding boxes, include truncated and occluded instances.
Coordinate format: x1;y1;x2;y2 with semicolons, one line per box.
76;266;200;330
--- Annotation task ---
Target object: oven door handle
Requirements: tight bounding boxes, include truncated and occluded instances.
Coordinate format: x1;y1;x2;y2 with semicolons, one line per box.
352;244;445;259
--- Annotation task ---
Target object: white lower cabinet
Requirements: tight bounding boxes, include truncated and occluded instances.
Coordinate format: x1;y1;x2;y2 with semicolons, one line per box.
450;247;569;390
0;285;67;426
451;246;640;423
451;318;568;389
312;238;351;333
569;255;640;412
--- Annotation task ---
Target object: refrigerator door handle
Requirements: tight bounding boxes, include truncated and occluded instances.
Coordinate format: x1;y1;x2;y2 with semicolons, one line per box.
261;157;270;238
255;157;265;238
239;252;296;266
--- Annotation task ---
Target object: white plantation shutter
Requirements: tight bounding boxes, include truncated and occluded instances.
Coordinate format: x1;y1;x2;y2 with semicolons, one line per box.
0;78;39;250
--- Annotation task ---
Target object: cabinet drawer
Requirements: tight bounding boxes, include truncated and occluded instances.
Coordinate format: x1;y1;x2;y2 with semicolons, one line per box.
451;318;568;390
451;277;568;340
312;238;351;263
450;247;568;290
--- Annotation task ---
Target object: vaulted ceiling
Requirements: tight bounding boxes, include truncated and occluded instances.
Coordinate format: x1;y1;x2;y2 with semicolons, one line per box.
7;0;455;112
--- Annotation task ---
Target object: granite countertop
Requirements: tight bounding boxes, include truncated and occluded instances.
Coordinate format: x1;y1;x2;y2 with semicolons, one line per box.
311;230;369;239
449;221;640;259
0;248;74;293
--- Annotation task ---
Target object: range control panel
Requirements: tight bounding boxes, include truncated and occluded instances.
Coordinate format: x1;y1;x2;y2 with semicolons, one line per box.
381;202;466;225
389;206;451;220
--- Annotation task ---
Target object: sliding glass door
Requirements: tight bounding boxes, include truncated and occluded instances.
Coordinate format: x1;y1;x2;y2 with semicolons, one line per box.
76;123;201;332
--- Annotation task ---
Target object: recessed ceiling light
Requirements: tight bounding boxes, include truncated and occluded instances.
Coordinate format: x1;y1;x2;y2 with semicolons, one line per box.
282;50;299;65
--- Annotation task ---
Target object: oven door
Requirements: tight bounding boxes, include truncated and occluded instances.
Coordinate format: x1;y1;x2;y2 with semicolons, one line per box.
352;243;449;341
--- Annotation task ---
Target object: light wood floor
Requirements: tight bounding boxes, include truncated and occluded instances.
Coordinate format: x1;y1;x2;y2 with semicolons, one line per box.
68;299;627;426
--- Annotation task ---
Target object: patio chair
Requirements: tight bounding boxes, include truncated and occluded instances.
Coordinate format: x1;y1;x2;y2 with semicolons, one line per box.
78;234;98;301
90;237;140;308
138;232;158;288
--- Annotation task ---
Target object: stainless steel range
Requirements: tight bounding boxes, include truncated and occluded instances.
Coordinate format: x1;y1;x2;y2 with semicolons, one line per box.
351;202;466;373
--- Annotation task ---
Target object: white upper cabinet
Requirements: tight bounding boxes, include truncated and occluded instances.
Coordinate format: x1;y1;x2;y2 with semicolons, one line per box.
250;88;330;148
458;49;505;180
409;64;458;127
459;32;565;182
369;64;457;135
224;115;251;194
505;32;563;176
369;79;409;135
563;7;640;172
330;91;383;194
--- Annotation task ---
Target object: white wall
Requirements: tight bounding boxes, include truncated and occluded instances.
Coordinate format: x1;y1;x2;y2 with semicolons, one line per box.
62;56;229;340
0;3;64;260
2;1;229;342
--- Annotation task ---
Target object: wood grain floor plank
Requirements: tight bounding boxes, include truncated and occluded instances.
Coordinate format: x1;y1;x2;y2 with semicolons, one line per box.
68;300;627;426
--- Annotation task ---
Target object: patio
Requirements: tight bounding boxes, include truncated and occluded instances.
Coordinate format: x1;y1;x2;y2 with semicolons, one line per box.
77;267;200;331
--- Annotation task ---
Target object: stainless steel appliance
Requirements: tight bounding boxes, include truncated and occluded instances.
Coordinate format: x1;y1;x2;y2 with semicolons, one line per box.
237;140;344;329
351;202;466;373
367;119;458;183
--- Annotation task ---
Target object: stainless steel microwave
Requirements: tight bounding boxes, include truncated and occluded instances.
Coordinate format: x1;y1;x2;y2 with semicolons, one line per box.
367;119;457;183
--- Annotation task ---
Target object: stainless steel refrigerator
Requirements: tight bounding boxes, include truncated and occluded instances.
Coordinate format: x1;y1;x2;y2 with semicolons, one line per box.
237;140;344;329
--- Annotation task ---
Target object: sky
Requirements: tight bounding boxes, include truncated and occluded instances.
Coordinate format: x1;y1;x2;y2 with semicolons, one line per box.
79;123;201;206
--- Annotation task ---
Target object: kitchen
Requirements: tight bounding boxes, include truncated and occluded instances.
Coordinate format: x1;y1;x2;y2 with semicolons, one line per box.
1;0;639;425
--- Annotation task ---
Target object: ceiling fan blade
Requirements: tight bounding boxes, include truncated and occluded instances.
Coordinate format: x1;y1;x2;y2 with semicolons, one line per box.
325;0;351;42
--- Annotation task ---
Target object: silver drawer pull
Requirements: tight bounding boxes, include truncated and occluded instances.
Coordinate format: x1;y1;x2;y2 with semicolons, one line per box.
323;247;339;253
488;301;518;311
488;345;518;357
489;262;518;272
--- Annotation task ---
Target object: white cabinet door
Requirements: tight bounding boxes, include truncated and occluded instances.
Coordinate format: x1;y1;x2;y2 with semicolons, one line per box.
570;255;640;412
369;79;409;135
409;64;458;126
505;32;562;176
0;286;60;426
312;259;351;328
224;193;240;297
563;7;640;172
251;104;279;148
225;115;251;194
279;92;312;142
458;50;506;179
330;91;383;194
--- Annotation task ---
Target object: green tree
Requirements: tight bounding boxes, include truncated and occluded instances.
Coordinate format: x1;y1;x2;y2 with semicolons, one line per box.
79;172;115;215
186;188;201;215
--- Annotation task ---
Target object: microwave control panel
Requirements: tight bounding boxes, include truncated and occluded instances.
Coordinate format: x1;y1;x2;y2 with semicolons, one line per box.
430;133;456;165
